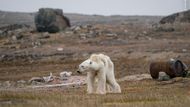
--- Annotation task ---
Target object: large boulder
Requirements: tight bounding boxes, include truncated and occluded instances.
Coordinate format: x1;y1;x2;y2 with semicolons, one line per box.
160;10;190;24
35;8;70;33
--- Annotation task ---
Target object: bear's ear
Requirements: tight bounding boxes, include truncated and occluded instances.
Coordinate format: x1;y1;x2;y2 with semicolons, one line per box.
90;54;99;63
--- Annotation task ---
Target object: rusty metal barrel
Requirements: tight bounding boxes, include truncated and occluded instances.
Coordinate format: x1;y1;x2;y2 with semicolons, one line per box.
149;59;188;79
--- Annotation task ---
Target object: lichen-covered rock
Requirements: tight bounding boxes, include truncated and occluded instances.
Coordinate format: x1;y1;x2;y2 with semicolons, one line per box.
35;8;70;33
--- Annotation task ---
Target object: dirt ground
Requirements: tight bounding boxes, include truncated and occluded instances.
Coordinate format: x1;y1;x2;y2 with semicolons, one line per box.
0;16;190;107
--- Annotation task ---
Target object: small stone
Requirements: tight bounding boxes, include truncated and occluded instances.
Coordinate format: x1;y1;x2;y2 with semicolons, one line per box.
158;72;170;81
12;36;17;41
106;33;117;37
124;30;128;33
182;49;187;52
57;47;63;51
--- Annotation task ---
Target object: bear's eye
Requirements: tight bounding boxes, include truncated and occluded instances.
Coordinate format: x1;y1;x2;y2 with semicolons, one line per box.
89;61;92;64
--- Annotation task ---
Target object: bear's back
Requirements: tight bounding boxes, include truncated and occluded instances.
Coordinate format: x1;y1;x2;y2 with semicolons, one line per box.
98;54;113;69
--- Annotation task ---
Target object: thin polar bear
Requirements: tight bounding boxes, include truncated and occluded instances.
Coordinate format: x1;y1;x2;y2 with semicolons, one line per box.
77;53;121;94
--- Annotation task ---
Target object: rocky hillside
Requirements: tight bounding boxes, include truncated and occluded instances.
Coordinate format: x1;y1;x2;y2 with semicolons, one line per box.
0;10;162;27
160;10;190;24
0;11;35;27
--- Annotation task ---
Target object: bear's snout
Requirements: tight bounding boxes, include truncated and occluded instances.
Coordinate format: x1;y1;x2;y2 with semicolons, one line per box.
77;70;81;74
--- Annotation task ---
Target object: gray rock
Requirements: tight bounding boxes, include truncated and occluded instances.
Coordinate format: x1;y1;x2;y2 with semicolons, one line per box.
12;35;17;41
35;8;70;33
158;72;171;81
73;26;82;31
106;33;117;37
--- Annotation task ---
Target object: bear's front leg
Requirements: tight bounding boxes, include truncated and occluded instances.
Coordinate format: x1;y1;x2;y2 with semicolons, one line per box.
87;72;96;94
96;70;106;94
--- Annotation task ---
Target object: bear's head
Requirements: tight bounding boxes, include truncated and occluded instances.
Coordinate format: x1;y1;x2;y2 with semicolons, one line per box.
77;54;104;74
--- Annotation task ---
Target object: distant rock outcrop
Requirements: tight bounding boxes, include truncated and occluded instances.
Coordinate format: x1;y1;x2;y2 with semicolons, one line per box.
35;8;70;33
160;10;190;24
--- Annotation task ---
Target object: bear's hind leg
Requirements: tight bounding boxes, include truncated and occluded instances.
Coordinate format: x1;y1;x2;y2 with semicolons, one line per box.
106;73;121;93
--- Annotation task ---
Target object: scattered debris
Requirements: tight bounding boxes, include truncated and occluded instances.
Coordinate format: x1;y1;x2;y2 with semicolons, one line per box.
31;82;82;89
30;75;86;89
29;77;45;83
26;71;86;89
43;72;54;83
60;71;72;80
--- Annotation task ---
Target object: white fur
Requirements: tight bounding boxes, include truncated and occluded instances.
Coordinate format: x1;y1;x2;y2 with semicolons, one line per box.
78;53;121;94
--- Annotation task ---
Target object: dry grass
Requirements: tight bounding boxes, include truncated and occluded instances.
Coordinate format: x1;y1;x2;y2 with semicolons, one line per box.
1;79;190;107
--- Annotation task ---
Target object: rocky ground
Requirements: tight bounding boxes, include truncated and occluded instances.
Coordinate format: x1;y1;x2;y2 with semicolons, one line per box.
0;10;190;107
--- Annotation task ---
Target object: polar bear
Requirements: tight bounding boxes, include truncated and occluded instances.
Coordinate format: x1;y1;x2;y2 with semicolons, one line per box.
77;53;121;94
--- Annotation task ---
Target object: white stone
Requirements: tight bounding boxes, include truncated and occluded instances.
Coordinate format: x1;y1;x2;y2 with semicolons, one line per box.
57;47;63;51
